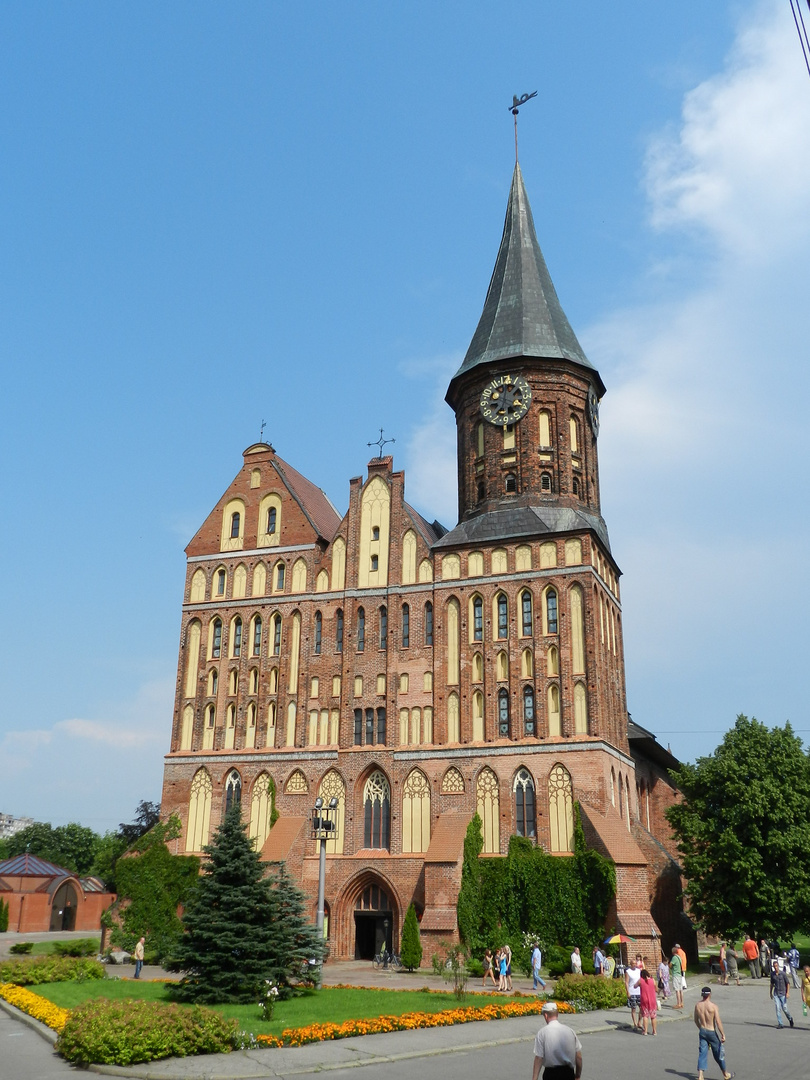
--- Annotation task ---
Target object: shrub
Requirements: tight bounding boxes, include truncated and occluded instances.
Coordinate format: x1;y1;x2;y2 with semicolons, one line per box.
57;999;237;1066
546;946;572;977
0;955;105;985
9;942;34;955
52;938;99;958
553;973;628;1010
400;903;422;971
0;899;8;932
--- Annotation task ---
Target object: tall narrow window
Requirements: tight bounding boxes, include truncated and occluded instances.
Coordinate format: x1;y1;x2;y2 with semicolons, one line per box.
267;506;277;534
402;603;410;648
272;614;281;656
232;617;242;658
473;595;483;641
505;473;516;493
379;606;387;649
230;512;241;539
498;688;510;738
363;771;390;850
336;608;344;652
377;707;386;745
549;764;575;853
546;590;558;634
357;607;365;652
370;554;379;572
521;591;533;636
497;594;508;639
372;525;380;541
365;708;374;745
425;601;433;646
216;569;226;596
212;618;222;659
276;563;285;591
476;767;500;854
541;472;552;492
523;685;535;734
224;769;242;813
569;417;579;453
353;709;362;745
313;611;322;654
514;768;536;838
252;617;262;657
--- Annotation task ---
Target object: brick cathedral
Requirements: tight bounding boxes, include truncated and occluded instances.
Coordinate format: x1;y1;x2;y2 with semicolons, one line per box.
160;163;692;963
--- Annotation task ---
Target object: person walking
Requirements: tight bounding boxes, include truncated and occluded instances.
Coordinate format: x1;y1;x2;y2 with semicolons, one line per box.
531;1001;583;1080
133;936;145;980
482;948;498;988
505;942;513;992
670;946;685;1010
725;943;741;986
570;947;582;975
657;955;671;1003
718;942;727;985
787;943;801;989
742;935;760;979
770;960;794;1028
674;943;688;990
498;948;507;992
639;968;658;1035
801;964;810;1016
532;943;547;991
760;939;771;974
693;986;734;1080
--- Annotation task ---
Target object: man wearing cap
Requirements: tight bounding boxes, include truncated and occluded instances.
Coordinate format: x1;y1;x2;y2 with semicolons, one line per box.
693;986;734;1080
531;1001;583;1080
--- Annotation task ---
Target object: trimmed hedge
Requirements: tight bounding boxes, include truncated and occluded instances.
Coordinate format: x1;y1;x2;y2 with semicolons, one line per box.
552;973;629;1010
0;955;105;985
57;999;237;1065
51;938;99;958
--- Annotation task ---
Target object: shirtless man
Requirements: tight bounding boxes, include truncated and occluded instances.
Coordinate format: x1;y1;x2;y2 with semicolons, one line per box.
693;987;734;1080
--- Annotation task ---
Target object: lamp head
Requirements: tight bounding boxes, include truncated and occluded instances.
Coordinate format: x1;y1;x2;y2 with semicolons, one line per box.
314;797;323;810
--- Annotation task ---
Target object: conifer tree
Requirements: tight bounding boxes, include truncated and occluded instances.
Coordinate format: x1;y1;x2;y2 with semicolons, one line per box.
168;803;279;1003
399;902;422;970
457;813;484;954
264;861;324;995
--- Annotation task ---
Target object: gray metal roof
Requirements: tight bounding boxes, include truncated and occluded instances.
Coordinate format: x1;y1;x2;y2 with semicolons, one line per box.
448;163;603;400
433;503;611;551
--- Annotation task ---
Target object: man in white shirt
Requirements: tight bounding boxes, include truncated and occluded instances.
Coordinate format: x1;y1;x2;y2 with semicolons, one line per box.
570;947;582;975
625;958;642;1029
531;1001;583;1080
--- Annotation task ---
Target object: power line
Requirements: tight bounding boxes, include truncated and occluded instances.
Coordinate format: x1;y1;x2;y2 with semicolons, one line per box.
790;0;810;81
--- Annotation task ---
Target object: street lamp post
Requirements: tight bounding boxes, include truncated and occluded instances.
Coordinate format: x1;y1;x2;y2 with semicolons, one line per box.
311;797;339;950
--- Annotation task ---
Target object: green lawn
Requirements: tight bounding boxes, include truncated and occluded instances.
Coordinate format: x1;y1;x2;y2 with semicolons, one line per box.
34;981;518;1038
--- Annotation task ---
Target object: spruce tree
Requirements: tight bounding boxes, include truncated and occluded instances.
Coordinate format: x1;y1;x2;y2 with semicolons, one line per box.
399;902;422;970
456;813;484;954
168;803;278;1003
264;861;324;995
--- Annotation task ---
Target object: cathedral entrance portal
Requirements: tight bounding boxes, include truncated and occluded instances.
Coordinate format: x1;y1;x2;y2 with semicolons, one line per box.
353;882;393;960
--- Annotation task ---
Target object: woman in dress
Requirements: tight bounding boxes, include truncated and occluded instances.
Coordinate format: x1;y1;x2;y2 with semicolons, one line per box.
497;948;507;991
482;948;497;988
639;969;658;1035
657;956;671;1003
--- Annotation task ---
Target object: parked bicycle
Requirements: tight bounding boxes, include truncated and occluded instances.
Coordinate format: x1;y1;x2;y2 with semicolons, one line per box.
372;948;402;969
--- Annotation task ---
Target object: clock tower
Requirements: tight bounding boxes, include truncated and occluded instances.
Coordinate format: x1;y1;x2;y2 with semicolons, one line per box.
446;163;606;528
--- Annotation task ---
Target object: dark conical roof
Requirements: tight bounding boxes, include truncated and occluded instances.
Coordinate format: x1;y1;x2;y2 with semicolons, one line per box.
448;163;602;399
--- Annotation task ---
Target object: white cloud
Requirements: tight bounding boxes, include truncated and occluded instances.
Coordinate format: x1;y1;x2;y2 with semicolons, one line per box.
401;352;460;527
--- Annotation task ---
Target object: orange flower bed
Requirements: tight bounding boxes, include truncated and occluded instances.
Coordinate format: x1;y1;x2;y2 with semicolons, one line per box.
256;998;574;1047
0;983;70;1033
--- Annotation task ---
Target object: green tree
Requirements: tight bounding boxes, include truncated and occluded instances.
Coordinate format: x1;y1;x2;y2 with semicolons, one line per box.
457;814;484;954
667;714;810;939
0;898;9;932
111;816;199;961
168;805;285;1003
2;821;101;875
90;832;128;891
263;862;324;995
118;801;161;845
399;902;422;970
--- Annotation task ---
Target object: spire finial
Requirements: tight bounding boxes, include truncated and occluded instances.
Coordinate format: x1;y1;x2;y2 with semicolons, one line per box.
367;427;395;461
509;91;537;163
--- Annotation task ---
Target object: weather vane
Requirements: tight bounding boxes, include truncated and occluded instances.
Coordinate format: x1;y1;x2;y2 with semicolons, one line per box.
508;91;537;163
259;419;266;443
367;428;395;460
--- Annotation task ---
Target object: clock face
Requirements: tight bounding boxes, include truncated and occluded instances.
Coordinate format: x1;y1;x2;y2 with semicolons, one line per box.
479;374;531;427
587;386;600;437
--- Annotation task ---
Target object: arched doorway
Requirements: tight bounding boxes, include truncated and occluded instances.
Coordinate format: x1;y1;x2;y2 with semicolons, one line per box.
353;881;394;960
50;881;78;931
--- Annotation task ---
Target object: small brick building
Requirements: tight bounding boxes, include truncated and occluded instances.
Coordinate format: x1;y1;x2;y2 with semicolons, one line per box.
0;854;113;934
159;163;691;964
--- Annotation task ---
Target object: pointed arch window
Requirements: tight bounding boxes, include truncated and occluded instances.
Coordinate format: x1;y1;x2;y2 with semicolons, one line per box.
232;617;242;658
514;768;536;838
212;618;222;659
319;770;346;855
224;769;242;814
216;568;226;596
363;771;391;850
379;606;387;649
357;607;365;652
473;595;483;641
498;688;510;738
523;685;535;735
402;603;410;648
402;769;431;853
546;589;558;634
275;562;286;591
249;773;273;850
252;617;262;657
521;590;533;636
272;614;282;656
424;601;433;646
314;611;322;655
186;768;213;852
549;764;574;852
497;593;508;639
476;767;500;854
336;608;344;653
230;512;241;539
267;506;277;535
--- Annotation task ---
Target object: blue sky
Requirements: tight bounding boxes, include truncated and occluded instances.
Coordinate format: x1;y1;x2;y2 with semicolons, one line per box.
1;1;808;832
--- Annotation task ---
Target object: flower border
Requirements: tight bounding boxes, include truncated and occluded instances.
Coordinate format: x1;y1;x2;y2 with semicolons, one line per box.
0;983;69;1033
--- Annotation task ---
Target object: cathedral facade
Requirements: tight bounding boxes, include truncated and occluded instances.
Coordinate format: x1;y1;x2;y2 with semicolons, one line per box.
159;164;688;963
